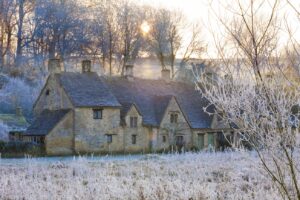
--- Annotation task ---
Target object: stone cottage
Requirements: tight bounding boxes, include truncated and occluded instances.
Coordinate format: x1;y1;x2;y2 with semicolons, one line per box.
24;59;234;155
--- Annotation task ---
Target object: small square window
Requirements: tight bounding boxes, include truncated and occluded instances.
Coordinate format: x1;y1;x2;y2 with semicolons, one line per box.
170;113;178;123
45;89;50;96
130;117;138;128
107;135;112;143
93;109;102;119
162;135;167;143
132;135;137;144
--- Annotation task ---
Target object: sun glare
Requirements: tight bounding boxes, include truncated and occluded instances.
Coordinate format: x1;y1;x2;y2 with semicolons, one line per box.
141;21;151;34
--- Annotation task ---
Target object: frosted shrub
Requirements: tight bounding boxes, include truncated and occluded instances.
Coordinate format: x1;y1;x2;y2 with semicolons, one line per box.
0;77;41;114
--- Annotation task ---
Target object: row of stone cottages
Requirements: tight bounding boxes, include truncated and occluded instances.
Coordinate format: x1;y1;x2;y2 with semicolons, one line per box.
7;59;236;155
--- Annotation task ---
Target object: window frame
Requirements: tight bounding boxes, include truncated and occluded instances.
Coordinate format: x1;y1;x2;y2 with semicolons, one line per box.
162;135;167;143
45;89;50;96
131;134;137;144
170;113;178;124
106;135;113;144
130;116;138;128
93;109;103;119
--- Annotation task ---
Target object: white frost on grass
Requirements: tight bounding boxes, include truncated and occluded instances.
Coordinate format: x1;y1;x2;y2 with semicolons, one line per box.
0;152;281;200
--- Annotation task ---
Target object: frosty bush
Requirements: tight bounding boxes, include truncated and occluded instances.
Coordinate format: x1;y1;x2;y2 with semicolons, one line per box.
0;77;42;115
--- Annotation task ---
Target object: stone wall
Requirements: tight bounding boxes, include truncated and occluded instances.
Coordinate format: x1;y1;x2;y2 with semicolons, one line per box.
34;75;73;116
123;105;150;153
155;97;192;151
73;107;123;153
46;111;74;155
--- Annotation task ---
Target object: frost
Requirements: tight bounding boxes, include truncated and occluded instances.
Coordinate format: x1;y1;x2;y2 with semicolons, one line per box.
0;152;283;199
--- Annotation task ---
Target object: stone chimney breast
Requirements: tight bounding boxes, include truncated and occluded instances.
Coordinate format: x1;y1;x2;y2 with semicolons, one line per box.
161;69;171;81
48;59;61;74
82;60;92;73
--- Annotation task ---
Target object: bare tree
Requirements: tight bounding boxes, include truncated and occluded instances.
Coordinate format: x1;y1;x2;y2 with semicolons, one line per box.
148;8;205;79
116;0;145;75
0;0;17;70
197;0;300;199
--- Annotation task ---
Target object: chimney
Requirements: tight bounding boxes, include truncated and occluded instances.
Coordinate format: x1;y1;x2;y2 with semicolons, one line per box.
16;107;22;117
125;64;134;79
48;59;62;74
82;60;92;73
161;69;171;81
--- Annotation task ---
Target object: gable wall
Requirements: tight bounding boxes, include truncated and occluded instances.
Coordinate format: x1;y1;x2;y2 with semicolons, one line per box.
123;106;151;152
74;107;123;153
34;75;73;116
155;97;192;151
45;111;74;155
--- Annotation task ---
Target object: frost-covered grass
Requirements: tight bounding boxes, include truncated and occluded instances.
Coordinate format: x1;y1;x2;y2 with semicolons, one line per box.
0;152;281;200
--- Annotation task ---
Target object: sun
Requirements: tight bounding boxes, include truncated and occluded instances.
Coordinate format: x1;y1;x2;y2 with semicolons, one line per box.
141;21;151;34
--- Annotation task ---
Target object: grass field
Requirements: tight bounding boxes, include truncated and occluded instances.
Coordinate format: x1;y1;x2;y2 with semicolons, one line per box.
0;152;280;200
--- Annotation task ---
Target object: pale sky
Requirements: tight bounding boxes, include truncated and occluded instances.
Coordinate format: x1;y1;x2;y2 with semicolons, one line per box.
136;0;300;58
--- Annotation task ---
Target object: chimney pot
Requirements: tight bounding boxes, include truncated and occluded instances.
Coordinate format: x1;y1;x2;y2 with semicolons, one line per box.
48;59;62;74
82;60;92;73
161;69;171;81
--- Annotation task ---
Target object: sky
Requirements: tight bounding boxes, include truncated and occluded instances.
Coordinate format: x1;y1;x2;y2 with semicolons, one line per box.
136;0;300;58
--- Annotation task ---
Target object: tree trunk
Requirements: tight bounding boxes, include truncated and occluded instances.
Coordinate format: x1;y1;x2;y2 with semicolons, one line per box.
16;0;25;67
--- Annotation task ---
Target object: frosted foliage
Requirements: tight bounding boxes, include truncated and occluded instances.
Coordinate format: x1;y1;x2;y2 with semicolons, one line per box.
0;121;9;141
0;77;41;112
0;152;283;199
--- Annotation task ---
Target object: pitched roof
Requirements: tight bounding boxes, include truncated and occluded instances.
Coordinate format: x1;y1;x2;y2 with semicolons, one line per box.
33;72;214;129
55;72;121;108
103;77;214;128
153;95;173;125
24;109;71;136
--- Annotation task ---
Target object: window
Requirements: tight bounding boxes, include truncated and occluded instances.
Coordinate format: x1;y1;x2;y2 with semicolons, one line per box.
130;117;138;128
93;109;102;119
45;89;50;96
162;135;167;143
170;113;178;123
132;135;137;144
176;136;184;146
106;135;112;143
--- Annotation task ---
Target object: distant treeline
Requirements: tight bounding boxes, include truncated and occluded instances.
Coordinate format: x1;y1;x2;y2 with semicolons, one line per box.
0;0;204;79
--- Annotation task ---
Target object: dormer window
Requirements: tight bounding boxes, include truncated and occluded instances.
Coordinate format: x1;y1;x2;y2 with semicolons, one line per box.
45;89;50;96
130;116;138;128
170;113;178;123
93;109;103;119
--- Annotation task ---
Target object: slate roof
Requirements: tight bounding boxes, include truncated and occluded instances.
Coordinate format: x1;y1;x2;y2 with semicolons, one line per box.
31;72;214;133
153;95;173;125
24;109;71;136
103;77;214;128
55;72;121;107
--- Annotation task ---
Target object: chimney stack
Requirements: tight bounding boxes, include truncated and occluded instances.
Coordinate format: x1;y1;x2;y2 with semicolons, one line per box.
125;64;134;80
16;107;22;117
161;69;171;81
82;60;92;73
48;59;62;74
